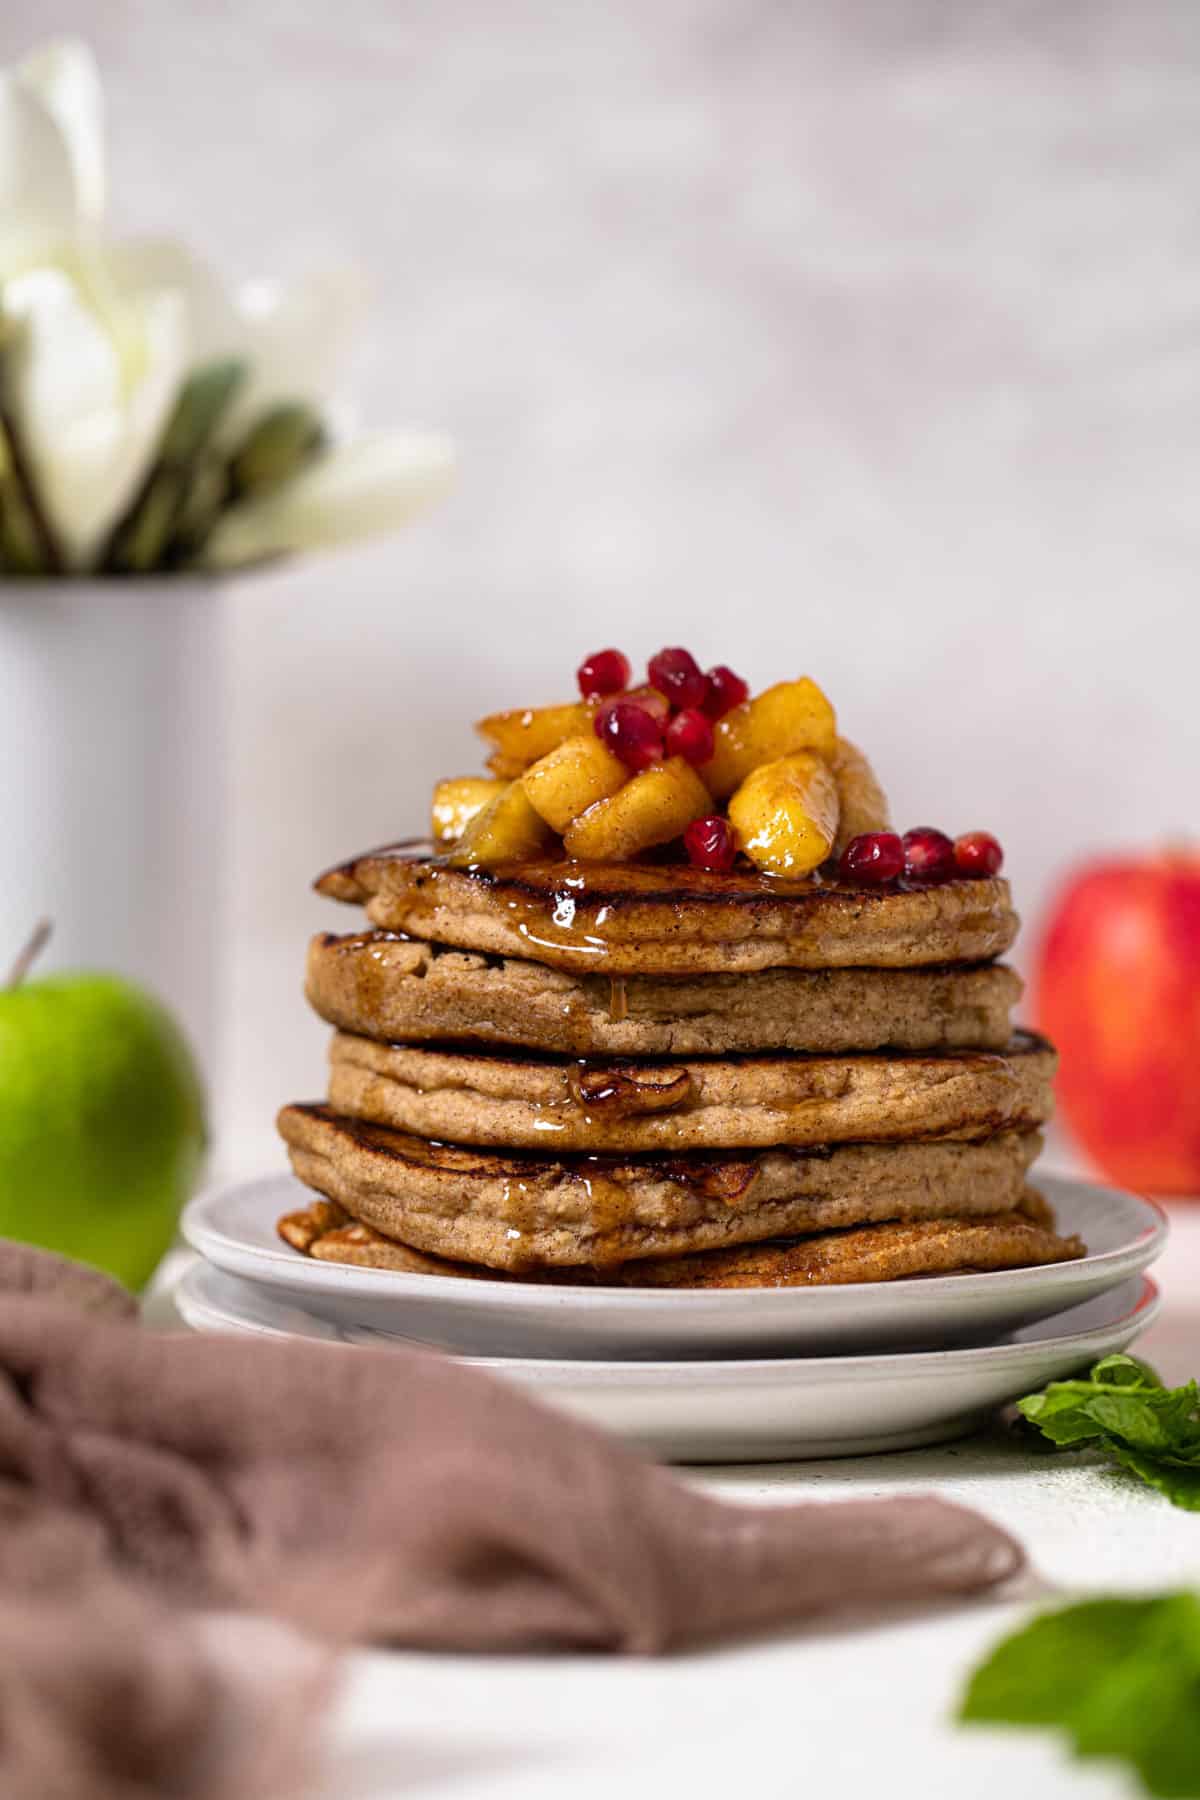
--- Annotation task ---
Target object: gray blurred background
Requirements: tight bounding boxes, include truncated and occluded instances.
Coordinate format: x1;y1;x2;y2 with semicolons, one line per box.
5;2;1195;1169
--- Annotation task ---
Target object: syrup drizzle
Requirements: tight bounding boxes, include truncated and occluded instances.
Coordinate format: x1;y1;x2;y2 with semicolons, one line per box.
342;848;1016;977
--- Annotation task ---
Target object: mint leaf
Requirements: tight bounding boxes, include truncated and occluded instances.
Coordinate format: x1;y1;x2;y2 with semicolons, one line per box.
962;1596;1169;1724
1091;1354;1164;1389
1115;1448;1200;1513
1088;1386;1200;1456
1016;1357;1200;1509
961;1593;1200;1798
1018;1380;1116;1444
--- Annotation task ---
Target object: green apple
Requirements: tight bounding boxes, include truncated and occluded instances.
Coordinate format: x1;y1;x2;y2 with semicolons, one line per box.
0;937;206;1290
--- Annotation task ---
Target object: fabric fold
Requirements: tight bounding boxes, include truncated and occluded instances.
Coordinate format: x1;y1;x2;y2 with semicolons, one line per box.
0;1242;1025;1796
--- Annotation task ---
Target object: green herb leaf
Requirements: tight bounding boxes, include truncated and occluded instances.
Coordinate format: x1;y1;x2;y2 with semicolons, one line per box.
1092;1354;1164;1389
961;1593;1200;1798
1016;1355;1200;1508
102;360;247;573
1114;1449;1200;1513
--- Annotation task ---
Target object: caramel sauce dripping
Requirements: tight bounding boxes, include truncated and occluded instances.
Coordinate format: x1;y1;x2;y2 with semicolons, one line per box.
580;1166;636;1268
497;1173;539;1269
608;975;628;1024
344;847;1016;979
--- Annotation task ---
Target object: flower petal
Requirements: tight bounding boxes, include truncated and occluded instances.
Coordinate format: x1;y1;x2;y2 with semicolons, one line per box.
110;236;241;358
203;428;455;566
17;38;106;223
2;269;185;567
223;265;369;436
0;74;78;275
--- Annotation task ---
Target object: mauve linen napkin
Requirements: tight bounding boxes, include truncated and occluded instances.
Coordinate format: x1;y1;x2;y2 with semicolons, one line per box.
0;1242;1023;1799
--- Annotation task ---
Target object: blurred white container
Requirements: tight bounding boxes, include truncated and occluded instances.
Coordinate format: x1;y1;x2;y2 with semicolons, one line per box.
0;578;227;1072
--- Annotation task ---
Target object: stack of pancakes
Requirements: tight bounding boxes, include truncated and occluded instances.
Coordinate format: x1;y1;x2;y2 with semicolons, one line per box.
276;847;1083;1286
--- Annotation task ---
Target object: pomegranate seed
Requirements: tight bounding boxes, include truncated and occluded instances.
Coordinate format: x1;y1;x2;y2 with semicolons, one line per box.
702;665;749;720
594;699;664;771
839;831;905;885
576;647;631;699
684;814;737;873
647;646;708;712
902;826;956;883
665;707;714;767
624;684;671;725
954;830;1004;877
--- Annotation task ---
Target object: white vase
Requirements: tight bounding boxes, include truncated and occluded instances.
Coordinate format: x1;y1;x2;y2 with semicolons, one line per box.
0;578;227;1073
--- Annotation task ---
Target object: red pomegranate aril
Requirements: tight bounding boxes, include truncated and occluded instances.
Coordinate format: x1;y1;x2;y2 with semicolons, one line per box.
647;646;708;712
902;826;956;883
954;830;1004;877
594;698;665;771
576;647;631;699
624;683;671;725
838;831;905;885
664;707;714;767
702;664;750;720
684;814;737;873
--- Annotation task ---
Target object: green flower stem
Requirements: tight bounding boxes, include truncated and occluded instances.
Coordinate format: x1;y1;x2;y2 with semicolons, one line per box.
0;405;65;576
101;359;246;574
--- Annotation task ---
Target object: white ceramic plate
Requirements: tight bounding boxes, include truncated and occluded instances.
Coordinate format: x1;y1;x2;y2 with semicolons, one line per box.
182;1171;1166;1360
175;1261;1160;1462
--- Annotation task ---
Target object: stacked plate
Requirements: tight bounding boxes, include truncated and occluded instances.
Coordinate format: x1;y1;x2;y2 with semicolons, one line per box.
180;1170;1164;1462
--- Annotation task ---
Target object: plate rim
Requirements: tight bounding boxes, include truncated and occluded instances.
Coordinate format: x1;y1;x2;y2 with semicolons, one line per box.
177;1258;1160;1382
182;1169;1168;1312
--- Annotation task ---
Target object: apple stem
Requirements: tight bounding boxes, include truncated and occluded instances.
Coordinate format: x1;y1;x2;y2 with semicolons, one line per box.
7;919;52;989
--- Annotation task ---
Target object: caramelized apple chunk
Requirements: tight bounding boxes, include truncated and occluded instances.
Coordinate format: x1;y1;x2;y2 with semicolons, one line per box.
830;737;891;858
728;751;839;877
443;780;553;867
431;776;507;847
704;678;837;799
521;734;627;833
476;702;597;778
563;757;711;862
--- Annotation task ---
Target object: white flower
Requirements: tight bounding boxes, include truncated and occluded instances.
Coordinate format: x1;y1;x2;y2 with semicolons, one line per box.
204;430;456;566
1;267;185;568
0;40;185;567
109;240;368;441
0;37;452;572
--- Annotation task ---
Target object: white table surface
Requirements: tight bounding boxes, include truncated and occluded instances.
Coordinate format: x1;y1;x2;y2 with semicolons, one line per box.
158;1200;1200;1800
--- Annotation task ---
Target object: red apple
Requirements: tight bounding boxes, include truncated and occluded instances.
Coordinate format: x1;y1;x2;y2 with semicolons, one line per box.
1034;851;1200;1194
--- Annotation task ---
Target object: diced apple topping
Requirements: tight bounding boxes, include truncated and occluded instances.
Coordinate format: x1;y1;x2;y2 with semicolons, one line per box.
829;737;891;859
431;776;507;847
704;678;837;800
563;757;711;862
476;702;597;778
728;752;839;878
443;780;553;868
430;649;935;879
521;734;627;833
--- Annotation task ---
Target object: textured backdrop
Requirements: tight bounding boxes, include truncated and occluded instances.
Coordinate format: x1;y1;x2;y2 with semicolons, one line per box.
2;2;1196;1167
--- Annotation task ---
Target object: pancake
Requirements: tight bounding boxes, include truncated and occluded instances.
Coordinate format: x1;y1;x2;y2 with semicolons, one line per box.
325;1030;1056;1154
277;1101;1044;1270
314;843;1018;976
277;1190;1082;1286
306;931;1023;1057
609;1208;1083;1288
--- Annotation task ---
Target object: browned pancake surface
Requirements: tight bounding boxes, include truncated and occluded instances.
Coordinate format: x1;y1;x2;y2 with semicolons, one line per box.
278;1192;1082;1287
623;1210;1082;1287
306;931;1023;1056
277;1102;1043;1271
327;1030;1055;1153
315;843;1018;976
